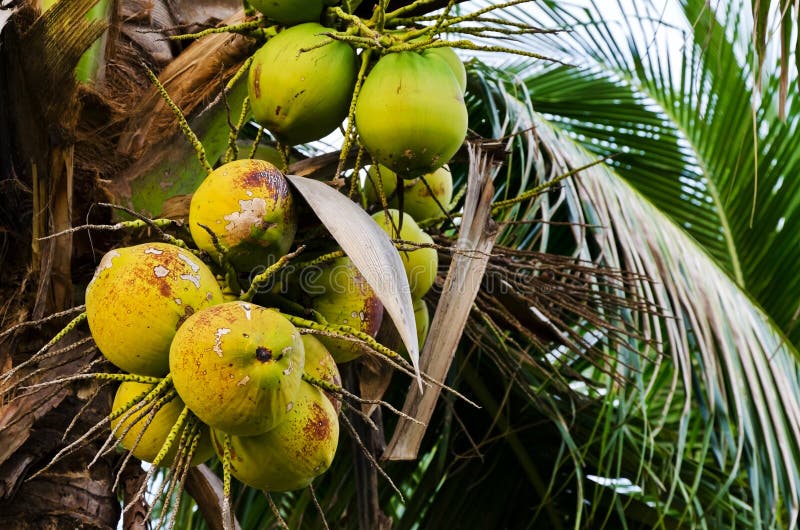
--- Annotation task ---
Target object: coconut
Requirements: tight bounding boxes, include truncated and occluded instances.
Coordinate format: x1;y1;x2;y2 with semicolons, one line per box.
364;164;453;221
169;301;304;436
85;242;223;377
304;257;384;363
211;380;339;492
248;23;357;145
355;50;467;176
189;159;296;273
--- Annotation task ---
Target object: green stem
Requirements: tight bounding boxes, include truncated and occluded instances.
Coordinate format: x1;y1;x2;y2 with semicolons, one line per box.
337;48;372;178
143;66;212;174
151;405;190;468
169;21;268;41
239;246;305;302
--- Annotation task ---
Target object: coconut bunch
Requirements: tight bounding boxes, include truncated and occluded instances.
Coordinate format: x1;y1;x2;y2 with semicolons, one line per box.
0;1;553;526
5;149;439;525
75;146;443;503
78;160;353;497
242;1;470;179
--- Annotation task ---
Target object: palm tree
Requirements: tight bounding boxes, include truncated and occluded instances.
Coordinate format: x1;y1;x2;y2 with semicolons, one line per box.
2;0;800;528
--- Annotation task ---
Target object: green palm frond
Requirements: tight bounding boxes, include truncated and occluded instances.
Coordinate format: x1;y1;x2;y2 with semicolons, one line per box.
444;62;800;527
503;0;800;347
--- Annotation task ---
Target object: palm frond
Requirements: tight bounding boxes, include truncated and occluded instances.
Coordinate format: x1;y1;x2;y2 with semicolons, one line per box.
454;63;800;527
498;0;800;349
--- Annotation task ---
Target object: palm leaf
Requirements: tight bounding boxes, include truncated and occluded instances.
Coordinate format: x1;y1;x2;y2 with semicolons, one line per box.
351;60;796;527
502;0;800;348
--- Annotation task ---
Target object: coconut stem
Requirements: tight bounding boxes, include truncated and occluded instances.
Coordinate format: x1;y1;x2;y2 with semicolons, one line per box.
295;249;345;269
169;20;268;41
247;126;265;160
332;7;375;38
348;145;365;201
0;312;87;385
285;314;408;366
156;417;200;529
98;203;193;249
224;96;251;164
0;305;84;340
490;155;610;212
240;245;306;302
303;373;423;425
339;410;405;500
336;48;372;180
143;65;213;174
5;337;94;393
150;404;190;468
100;391;174;472
265;492;290;530
195;223;241;294
221;433;234;530
308;483;331;530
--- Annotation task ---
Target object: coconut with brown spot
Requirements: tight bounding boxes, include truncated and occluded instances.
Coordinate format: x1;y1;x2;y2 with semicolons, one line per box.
301;334;342;412
85;242;223;377
211;380;339;492
169;301;304;436
303;257;383;363
248;23;357;145
189;159;297;272
110;381;214;467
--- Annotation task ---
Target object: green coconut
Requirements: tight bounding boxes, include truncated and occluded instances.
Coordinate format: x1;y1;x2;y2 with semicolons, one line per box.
248;23;357;145
85;242;223;377
211;380;339;492
355;50;467;176
364;164;453;221
371;209;438;299
169;301;304;436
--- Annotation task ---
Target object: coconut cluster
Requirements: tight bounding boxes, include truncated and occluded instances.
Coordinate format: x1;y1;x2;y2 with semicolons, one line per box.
84;161;347;492
83;0;462;496
245;2;468;179
84;153;439;492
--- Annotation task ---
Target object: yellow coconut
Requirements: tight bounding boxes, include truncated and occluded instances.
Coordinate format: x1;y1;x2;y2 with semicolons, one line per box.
110;381;214;467
169;301;304;436
85;242;223;377
189;159;296;272
211;380;339;492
